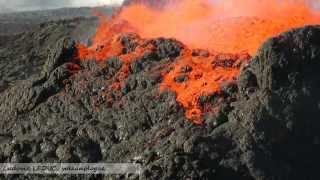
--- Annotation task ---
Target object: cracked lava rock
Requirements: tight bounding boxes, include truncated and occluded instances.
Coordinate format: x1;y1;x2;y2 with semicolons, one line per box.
1;2;320;180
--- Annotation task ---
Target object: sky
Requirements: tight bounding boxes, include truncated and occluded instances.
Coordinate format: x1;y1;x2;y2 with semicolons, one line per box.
0;0;125;13
0;0;319;13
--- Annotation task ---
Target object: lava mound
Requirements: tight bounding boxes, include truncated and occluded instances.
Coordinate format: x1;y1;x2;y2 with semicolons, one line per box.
1;22;320;179
231;25;320;180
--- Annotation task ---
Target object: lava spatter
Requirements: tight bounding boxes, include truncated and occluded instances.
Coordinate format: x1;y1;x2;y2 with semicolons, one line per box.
75;0;320;124
160;50;251;124
117;0;320;55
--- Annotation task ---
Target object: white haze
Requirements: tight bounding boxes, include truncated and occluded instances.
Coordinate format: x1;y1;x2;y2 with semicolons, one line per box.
0;0;125;13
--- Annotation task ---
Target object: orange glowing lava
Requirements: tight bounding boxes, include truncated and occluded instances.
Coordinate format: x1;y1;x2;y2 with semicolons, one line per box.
160;50;251;124
76;0;320;124
117;0;320;55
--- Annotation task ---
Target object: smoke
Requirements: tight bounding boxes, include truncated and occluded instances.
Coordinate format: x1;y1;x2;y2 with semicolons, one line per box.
0;0;124;13
69;0;124;7
113;0;320;55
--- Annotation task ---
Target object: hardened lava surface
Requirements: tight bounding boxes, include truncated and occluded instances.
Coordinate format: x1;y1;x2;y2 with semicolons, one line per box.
1;16;320;180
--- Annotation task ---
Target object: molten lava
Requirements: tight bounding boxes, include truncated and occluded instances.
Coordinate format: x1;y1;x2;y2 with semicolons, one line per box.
159;50;250;123
117;0;320;54
76;0;320;124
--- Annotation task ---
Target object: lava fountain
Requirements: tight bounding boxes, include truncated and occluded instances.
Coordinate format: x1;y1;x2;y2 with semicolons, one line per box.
76;0;320;124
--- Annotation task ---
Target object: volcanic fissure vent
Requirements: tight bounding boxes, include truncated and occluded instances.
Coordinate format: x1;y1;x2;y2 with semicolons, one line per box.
74;0;320;124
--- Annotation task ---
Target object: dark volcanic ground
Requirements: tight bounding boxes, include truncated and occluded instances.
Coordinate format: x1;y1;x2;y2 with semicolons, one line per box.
1;8;320;180
0;7;116;35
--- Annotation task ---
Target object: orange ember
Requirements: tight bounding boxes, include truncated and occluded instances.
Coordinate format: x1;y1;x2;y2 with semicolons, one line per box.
76;0;320;124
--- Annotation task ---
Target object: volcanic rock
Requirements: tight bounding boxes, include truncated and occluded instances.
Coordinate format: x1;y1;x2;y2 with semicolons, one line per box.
229;25;320;180
1;14;320;180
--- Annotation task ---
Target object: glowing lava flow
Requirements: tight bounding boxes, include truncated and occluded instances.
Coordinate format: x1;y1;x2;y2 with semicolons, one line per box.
160;50;251;124
76;0;320;124
117;0;320;54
